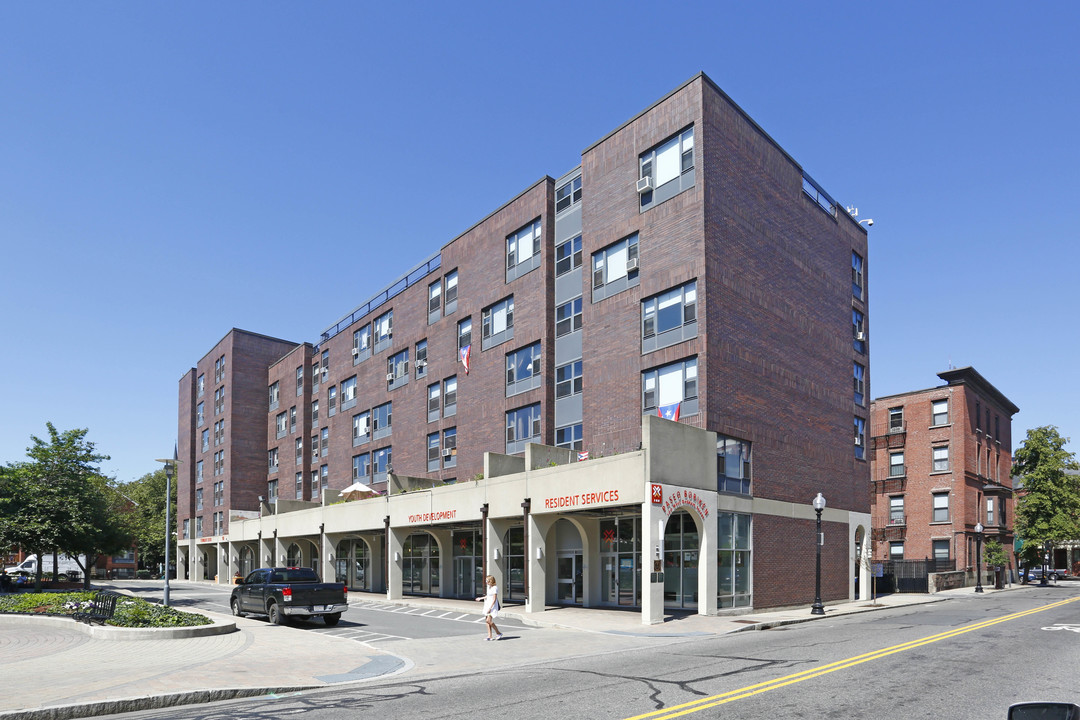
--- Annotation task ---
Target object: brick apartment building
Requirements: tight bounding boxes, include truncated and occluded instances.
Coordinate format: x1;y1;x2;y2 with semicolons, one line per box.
869;368;1019;573
176;72;872;622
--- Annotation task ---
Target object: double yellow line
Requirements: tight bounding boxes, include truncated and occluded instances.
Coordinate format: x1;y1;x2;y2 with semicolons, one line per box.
627;596;1080;720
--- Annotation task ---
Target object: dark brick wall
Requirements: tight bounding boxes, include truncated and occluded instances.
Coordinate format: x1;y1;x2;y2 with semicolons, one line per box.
267;343;313;501
176;369;196;537
754;514;849;608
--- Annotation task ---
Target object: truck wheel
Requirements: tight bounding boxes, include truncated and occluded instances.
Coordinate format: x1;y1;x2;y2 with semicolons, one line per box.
324;613;341;626
231;598;244;617
268;602;285;625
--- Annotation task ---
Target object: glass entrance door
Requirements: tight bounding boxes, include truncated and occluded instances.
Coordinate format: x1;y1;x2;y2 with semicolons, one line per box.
664;511;700;610
557;552;583;604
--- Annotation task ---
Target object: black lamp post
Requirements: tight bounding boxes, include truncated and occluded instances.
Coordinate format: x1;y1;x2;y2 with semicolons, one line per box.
974;522;984;593
155;454;176;607
811;492;826;615
1042;542;1051;587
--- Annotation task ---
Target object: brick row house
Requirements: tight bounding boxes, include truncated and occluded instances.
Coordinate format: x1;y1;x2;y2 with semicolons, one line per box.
176;73;872;622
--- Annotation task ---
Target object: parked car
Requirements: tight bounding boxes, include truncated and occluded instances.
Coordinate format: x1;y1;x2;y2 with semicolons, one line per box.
230;567;348;626
1025;567;1069;582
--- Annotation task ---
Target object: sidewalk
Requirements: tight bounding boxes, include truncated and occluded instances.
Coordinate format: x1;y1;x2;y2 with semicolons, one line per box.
0;581;1042;720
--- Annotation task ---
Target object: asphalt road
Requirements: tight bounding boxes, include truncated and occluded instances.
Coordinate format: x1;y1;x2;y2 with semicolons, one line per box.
97;584;1080;720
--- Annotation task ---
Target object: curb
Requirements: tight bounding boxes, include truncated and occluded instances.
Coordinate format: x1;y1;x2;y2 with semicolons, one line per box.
0;612;236;640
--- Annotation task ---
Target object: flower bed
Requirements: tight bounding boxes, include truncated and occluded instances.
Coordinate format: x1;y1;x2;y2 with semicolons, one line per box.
0;592;212;628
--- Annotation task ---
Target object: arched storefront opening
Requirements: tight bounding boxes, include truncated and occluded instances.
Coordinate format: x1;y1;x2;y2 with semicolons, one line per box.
335;539;372;590
239;547;255;577
403;532;440;596
307;540;319;572
663;510;699;610
501;526;526;602
553;519;584;606
854;525;866;600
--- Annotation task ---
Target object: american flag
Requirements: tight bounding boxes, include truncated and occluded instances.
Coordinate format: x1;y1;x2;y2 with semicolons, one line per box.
577;451;589;462
459;345;471;374
657;402;681;421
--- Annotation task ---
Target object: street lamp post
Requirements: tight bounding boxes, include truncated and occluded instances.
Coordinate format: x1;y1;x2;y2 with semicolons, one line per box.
1042;542;1051;587
155;456;175;607
974;522;984;593
811;493;826;615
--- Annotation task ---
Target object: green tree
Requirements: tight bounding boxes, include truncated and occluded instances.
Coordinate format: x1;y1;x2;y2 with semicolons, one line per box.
117;468;176;572
0;423;130;589
1013;426;1080;573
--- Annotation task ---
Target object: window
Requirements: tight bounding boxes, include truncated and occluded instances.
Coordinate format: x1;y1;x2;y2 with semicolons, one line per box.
506;218;541;281
353;324;371;363
295;437;303;463
311;399;319;424
289;406;297;433
275;412;287;439
311;433;319;457
932;539;950;562
932;492;950;522
373;402;392;440
296;366;304;396
975;401;981;431
183;519;190;540
197;373;205;397
994;415;1000;440
555;175;582;214
311;470;319;499
196;460;203;483
507;343;541;396
427;432;441;472
213;450;224;476
932;445;950;472
854;417;866;459
373;310;393;353
320;464;328;491
555;297;583;337
506;403;541;454
458;317;472;350
214;355;226;383
642;358;698;417
717;511;751;608
592;233;639;301
852;251;864;300
268;382;280;411
642;281;697;352
352;453;370;481
353;411;370;446
889;496;904;525
387;349;409;390
201;429;209;452
986;497;995;525
888;407;904;433
555;360;583;399
443;428;457;468
196;488;203;511
214;420;224;445
196;402;205;427
328;385;338;416
214;481;224;506
639;126;694;210
482;296;514;350
195;516;203;537
415;340;428;378
341;377;357;410
373;446;391;483
214;386;225;415
312;359;321;390
555;424;582;451
444;270;458;314
295;472;303;499
852;309;866;353
443;376;457;417
889;542;904;559
320;427;329;457
717;435;751;495
428;279;442;322
427;382;441;422
932;399;948;426
853;362;865;406
556;234;582;276
889;451;905;477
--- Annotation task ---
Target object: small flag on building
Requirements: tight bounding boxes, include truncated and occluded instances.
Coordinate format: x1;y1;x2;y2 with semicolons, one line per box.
577;450;589;462
459;345;471;374
657;402;681;421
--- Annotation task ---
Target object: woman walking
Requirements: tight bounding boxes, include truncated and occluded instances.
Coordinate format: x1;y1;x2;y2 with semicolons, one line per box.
476;575;503;641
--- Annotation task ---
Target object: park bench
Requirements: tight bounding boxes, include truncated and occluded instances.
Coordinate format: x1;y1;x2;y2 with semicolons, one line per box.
73;590;120;625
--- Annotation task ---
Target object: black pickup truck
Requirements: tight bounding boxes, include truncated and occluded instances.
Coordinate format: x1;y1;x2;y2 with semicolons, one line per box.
230;567;348;626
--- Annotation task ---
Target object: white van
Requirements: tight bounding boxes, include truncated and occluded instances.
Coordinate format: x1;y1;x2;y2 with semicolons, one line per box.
5;554;87;578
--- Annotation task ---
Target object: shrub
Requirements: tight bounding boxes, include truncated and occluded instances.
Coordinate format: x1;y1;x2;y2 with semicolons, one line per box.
0;592;212;627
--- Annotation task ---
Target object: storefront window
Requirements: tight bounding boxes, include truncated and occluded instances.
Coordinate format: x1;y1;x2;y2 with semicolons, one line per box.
717;512;752;608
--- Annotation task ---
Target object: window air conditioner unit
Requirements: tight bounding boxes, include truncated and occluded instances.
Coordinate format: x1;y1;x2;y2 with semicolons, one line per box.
636;177;653;194
442;448;454;458
854;435;863;446
626;257;639;272
352;347;359;356
855;331;866;341
386;373;395;382
416;359;427;368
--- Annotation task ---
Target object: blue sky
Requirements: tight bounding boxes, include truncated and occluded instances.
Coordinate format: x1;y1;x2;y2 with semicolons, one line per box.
2;2;1077;484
